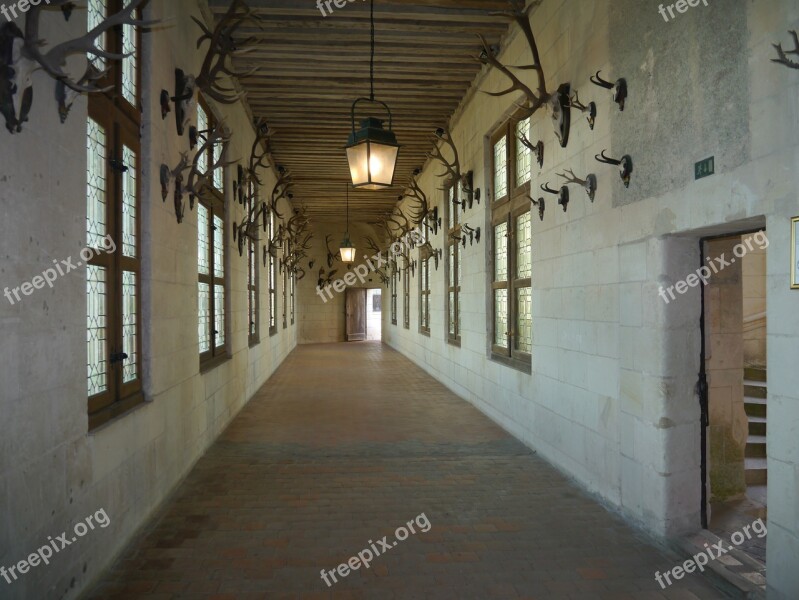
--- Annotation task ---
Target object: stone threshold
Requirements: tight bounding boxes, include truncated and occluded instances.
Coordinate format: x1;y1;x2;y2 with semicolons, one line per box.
676;529;766;599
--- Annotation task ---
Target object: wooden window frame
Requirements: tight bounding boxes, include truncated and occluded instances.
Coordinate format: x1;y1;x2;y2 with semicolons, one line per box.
390;263;398;326
86;1;144;431
418;222;431;336
198;191;228;371
282;240;288;330
403;260;410;329
267;210;278;336
489;116;532;372
290;271;296;326
248;234;259;347
446;184;461;346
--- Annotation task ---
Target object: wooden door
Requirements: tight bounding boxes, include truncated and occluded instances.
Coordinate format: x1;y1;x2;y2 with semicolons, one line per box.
345;288;367;341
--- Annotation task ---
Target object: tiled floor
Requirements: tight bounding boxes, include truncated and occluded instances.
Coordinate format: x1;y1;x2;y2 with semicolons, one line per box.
85;342;728;599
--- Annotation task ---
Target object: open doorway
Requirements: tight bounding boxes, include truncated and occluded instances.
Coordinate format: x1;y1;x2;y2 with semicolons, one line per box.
367;289;382;341
702;231;768;562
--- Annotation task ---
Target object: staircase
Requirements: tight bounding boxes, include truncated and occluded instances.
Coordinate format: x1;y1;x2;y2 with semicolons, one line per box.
744;367;767;486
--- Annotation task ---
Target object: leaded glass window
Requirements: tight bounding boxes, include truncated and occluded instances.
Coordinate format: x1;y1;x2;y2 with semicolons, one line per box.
447;185;461;344
490;116;533;368
248;237;259;345
198;196;227;364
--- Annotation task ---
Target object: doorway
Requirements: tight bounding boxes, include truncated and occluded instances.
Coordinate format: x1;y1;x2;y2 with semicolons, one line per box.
367;289;382;341
701;231;768;562
345;288;367;341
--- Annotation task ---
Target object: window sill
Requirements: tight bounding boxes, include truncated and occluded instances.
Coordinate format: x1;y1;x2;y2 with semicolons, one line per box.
269;327;278;337
419;328;431;337
200;352;231;374
448;338;461;348
490;353;532;375
249;338;260;349
88;391;147;433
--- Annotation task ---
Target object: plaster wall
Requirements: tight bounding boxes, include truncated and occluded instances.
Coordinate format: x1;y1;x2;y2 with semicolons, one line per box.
0;1;296;598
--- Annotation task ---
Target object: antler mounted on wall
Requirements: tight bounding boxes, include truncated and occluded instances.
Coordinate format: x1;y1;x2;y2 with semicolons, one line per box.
529;195;545;221
519;132;544;169
406;169;440;235
595;149;633;188
160;121;232;223
568;90;596;130
270;165;292;220
541;181;569;212
477;0;571;147
428;128;480;205
172;0;260;135
0;0;154;133
557;169;597;202
590;71;627;111
772;30;799;70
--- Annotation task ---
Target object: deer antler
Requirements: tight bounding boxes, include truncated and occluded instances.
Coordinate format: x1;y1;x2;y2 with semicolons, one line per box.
477;0;549;117
557;168;597;201
270;166;292;220
193;0;261;104
23;0;155;92
184;121;232;209
428;127;463;185
773;30;799;70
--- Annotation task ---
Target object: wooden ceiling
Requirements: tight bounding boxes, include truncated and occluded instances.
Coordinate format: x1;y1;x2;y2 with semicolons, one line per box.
206;0;513;221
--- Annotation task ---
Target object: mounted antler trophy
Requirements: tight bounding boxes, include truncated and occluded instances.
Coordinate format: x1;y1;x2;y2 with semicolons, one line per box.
462;223;481;246
519;132;544;169
428;128;479;206
160;121;232;223
0;0;154;133
171;0;260;136
407;169;440;235
590;71;627;111
530;196;545;221
541;182;569;212
595;149;633;188
477;0;571;147
568;90;597;130
772;31;799;70
557;169;597;202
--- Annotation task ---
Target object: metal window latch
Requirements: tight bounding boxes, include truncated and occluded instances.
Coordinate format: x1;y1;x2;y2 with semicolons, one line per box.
109;158;129;173
110;352;129;364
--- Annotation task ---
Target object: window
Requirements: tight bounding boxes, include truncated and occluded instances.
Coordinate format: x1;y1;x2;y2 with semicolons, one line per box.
196;98;228;368
248;217;259;346
282;241;288;329
419;223;431;334
446;185;462;345
403;261;410;329
490;117;533;370
290;272;296;326
267;210;277;335
390;263;398;325
86;0;143;430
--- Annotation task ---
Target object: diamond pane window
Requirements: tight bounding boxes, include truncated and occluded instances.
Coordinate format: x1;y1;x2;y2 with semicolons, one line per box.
122;22;137;104
197;204;210;275
87;0;107;70
197;104;209;175
494;289;508;348
198;282;211;353
449;291;456;335
495;222;508;281
213;215;224;278
494;135;508;200
122;145;137;257
213;139;224;191
87;265;107;396
214;284;225;347
122;270;137;383
516;287;532;354
516;211;531;278
87;118;107;249
515;118;532;186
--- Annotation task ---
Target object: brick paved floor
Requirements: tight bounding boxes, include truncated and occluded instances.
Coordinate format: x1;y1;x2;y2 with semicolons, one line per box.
85;342;728;600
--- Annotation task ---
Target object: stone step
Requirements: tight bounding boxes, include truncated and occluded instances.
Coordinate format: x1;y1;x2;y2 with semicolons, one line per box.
744;400;767;419
745;457;768;485
748;417;766;437
744;367;767;382
743;383;767;399
745;435;767;458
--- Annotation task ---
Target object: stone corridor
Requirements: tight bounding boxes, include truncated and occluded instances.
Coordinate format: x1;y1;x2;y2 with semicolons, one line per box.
85;343;726;599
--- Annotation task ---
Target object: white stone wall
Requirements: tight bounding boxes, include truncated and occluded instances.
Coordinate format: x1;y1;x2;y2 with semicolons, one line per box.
0;1;296;599
376;0;799;596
